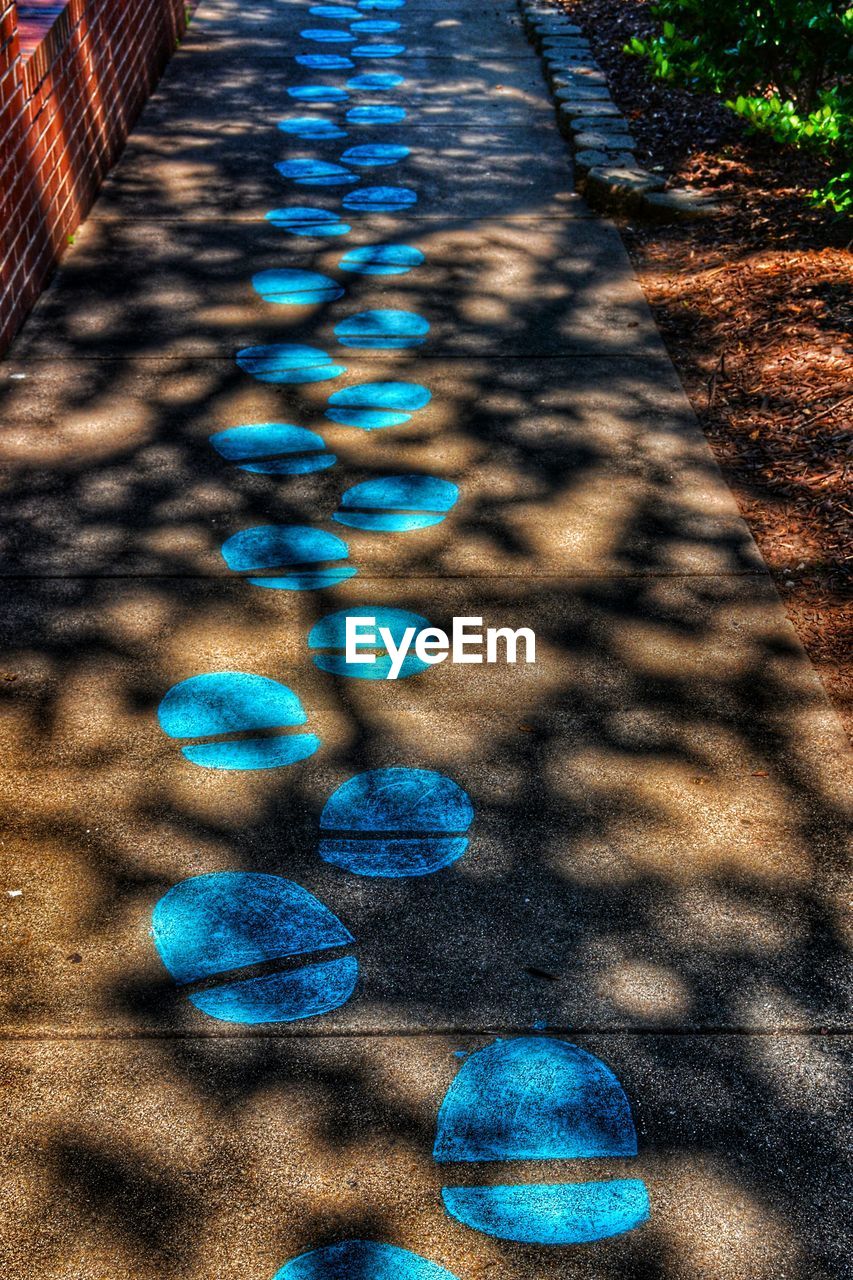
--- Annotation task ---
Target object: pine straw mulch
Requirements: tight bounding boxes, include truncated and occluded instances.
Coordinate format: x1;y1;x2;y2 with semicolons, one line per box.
559;0;853;738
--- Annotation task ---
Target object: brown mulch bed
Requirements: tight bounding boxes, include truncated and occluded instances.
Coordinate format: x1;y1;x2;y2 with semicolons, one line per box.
560;0;853;737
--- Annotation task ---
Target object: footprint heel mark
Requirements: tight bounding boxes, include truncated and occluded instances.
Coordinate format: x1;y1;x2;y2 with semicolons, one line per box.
434;1036;651;1244
333;475;458;530
252;269;345;306
157;672;320;770
220;525;356;590
339;243;424;275
210;422;336;474
152;873;357;1024
325;380;431;429
236;344;346;384
309;606;432;679
335;309;429;349
319;766;473;876
271;1241;460;1280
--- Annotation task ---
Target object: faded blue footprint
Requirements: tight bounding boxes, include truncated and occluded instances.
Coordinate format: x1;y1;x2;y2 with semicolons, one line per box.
346;104;407;124
351;18;401;31
325;380;431;428
276;158;357;187
157;672;320;769
220;525;356;590
310;4;358;16
334;309;429;349
320;767;473;876
309;606;431;679
347;72;404;89
342;143;410;167
339;243;424;275
252;268;344;305
353;42;406;56
296;53;354;69
210;422;336;474
435;1036;651;1245
277;117;348;141
272;1242;460;1280
343;185;417;212
333;475;458;529
288;85;349;102
300;27;356;41
267;207;351;237
236;344;345;384
152;873;357;1023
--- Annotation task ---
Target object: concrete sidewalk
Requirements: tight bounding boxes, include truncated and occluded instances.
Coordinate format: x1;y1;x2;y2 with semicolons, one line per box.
0;1;850;1277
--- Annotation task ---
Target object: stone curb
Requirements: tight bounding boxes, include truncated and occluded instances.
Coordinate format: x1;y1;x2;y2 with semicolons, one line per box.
516;0;720;222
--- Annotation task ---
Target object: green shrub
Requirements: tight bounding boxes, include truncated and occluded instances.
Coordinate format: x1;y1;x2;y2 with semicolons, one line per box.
625;1;853;212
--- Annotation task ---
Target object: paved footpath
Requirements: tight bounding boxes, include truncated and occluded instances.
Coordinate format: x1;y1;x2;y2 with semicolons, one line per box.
1;1;851;1277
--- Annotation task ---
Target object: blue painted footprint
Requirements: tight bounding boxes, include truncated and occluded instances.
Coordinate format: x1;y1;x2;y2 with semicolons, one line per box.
277;117;348;141
335;310;429;349
287;85;349;102
339;243;424;275
252;269;344;305
350;19;401;32
309;606;432;679
300;27;356;41
434;1037;651;1244
236;344;345;384
346;104;407;124
276;159;357;187
333;475;458;529
220;526;356;590
346;72;404;90
296;53;354;69
152;873;357;1024
319;767;473;876
271;1242;459;1280
309;4;358;16
352;43;406;57
267;207;351;237
343;185;417;212
157;672;320;769
325;381;431;428
341;143;410;167
210;423;336;474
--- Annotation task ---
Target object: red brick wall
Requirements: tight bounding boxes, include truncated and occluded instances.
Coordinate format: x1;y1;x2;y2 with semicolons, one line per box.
1;0;194;354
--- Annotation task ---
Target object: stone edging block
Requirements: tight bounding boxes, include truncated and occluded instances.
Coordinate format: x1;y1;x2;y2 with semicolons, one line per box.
516;0;720;222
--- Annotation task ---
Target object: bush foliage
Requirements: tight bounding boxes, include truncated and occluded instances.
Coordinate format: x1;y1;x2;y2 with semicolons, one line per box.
625;1;853;212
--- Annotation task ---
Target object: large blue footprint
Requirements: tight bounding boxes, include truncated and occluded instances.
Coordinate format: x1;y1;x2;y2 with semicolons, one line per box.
435;1036;652;1244
319;766;473;876
271;1242;459;1280
157;672;320;769
152;872;357;1024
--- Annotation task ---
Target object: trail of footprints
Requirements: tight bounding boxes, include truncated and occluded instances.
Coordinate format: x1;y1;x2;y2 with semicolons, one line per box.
150;1;651;1271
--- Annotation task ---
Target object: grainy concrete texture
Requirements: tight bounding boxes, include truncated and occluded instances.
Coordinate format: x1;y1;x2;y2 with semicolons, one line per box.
0;1;850;1278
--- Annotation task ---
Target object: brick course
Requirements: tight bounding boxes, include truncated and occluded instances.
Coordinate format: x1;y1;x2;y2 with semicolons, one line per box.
0;0;194;354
